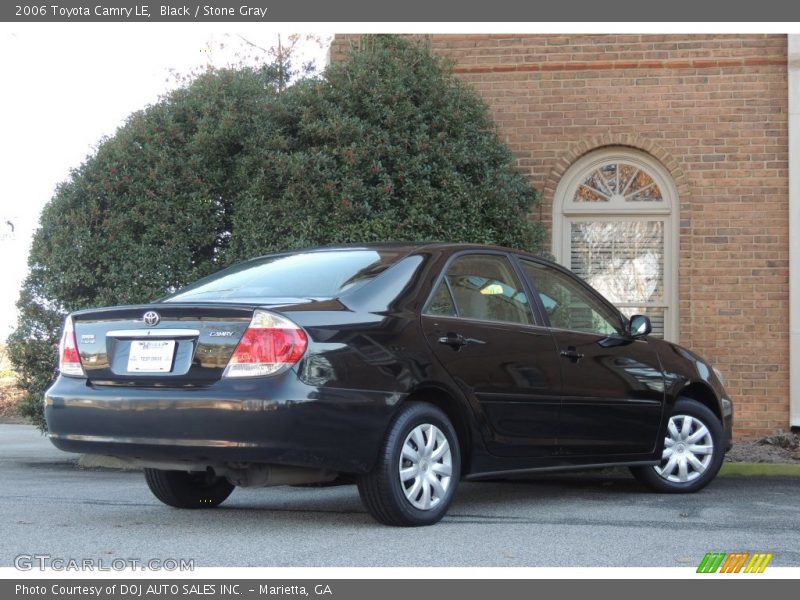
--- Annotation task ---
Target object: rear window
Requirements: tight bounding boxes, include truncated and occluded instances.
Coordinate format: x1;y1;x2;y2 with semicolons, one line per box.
163;249;405;303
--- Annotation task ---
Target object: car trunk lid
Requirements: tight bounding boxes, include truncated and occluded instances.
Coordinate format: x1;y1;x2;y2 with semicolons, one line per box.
71;303;257;386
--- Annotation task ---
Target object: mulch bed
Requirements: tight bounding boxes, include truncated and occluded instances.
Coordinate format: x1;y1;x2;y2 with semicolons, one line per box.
0;379;27;424
725;432;800;464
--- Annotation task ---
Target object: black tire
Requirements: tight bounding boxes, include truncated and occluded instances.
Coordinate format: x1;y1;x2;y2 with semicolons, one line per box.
144;468;234;509
358;402;460;526
630;398;725;493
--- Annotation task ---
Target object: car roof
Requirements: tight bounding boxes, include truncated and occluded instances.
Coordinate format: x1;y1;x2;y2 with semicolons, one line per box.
233;242;556;274
277;241;549;260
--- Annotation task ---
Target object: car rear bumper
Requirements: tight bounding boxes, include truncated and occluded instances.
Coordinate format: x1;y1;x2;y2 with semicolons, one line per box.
44;374;400;474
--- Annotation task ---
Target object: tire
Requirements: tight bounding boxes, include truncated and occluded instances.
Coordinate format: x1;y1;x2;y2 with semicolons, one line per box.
630;398;725;493
358;402;460;526
144;468;234;509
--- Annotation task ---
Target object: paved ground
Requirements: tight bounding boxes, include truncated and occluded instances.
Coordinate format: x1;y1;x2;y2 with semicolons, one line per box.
2;424;799;567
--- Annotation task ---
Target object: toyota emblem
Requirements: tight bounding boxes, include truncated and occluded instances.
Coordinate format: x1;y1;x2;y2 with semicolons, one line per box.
143;311;160;327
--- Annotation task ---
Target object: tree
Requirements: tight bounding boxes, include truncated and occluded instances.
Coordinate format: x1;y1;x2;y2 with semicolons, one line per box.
229;35;543;257
235;33;323;92
7;66;284;429
8;35;543;429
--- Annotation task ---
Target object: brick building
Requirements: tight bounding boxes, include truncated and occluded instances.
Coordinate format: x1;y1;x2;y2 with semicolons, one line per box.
331;34;799;439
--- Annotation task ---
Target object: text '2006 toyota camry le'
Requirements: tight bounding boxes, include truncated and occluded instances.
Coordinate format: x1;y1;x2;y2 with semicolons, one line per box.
45;243;733;526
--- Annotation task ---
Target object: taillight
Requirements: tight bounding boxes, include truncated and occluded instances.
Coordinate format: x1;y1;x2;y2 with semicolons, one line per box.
223;310;308;378
58;316;85;377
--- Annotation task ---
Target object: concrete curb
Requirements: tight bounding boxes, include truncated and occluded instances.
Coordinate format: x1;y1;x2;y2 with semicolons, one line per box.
78;454;141;471
720;462;800;477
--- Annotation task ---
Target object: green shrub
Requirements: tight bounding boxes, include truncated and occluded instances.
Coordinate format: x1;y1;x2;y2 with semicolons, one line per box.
229;36;542;257
8;35;543;430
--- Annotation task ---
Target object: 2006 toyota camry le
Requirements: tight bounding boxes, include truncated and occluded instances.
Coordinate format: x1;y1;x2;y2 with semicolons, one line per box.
45;243;733;526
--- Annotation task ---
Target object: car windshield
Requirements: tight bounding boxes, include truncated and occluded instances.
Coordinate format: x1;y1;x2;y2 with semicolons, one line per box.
162;249;406;303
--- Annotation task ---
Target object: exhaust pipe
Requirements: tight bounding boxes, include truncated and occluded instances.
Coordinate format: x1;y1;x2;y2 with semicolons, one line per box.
218;463;338;488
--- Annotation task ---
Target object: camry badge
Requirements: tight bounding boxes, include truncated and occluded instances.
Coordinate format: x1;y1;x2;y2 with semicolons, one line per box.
143;311;160;327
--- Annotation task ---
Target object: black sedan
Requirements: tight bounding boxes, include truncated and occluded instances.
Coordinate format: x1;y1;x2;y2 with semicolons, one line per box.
45;243;733;526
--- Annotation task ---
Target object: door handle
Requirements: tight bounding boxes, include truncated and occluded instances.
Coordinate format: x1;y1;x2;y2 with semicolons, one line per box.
437;332;484;351
560;347;585;362
438;333;467;350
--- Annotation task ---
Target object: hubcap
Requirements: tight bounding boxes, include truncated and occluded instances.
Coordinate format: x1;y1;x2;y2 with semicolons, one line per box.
399;424;453;510
654;414;714;483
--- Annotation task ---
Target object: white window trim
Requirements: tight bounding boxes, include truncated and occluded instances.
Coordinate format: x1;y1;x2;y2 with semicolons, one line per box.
789;35;800;428
553;147;680;342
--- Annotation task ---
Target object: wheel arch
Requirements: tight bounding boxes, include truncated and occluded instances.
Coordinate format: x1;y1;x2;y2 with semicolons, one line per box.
402;384;473;475
679;381;722;422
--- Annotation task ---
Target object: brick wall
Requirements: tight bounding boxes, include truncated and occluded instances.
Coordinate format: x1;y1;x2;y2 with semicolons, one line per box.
331;34;790;439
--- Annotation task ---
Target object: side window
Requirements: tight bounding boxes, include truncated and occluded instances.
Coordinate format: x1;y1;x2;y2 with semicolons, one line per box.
428;281;457;316
429;254;532;325
521;260;623;336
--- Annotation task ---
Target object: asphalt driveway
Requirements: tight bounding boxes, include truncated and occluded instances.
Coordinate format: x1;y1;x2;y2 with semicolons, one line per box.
2;424;799;567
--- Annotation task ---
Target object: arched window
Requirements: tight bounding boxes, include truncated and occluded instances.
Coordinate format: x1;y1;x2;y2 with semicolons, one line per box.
552;147;679;340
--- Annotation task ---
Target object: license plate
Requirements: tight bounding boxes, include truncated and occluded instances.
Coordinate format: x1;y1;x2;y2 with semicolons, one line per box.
127;340;176;373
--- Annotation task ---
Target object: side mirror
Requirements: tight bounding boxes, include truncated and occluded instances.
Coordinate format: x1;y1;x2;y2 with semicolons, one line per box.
628;314;652;338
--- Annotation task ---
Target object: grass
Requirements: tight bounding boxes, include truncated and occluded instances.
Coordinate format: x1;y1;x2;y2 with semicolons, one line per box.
720;462;800;477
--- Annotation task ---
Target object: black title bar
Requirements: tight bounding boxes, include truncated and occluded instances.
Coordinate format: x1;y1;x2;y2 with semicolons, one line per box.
4;579;798;600
4;0;800;22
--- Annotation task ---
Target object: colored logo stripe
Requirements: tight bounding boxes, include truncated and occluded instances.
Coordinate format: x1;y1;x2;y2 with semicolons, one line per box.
720;553;749;573
697;553;726;573
697;552;773;573
744;553;773;573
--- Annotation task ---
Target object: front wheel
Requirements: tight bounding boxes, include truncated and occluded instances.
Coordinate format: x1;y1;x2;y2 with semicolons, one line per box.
358;402;460;526
630;398;725;493
144;468;234;509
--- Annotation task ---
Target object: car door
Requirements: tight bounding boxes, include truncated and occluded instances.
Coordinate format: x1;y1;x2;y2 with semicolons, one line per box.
421;252;562;458
518;258;665;457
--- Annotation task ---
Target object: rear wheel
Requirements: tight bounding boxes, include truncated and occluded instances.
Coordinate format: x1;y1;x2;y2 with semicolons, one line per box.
630;398;724;493
144;468;234;508
358;402;460;526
